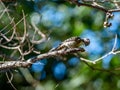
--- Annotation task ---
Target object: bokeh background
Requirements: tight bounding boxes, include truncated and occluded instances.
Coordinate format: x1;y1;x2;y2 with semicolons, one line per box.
0;0;120;90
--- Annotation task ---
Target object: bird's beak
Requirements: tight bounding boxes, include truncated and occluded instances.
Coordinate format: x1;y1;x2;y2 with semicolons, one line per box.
82;38;90;46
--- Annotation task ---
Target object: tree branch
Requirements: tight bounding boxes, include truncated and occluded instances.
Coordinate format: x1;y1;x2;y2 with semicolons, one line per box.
66;0;120;27
66;0;120;12
0;48;84;71
80;34;120;64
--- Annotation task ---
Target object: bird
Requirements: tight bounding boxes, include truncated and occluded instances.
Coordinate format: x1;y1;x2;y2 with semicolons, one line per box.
49;36;90;52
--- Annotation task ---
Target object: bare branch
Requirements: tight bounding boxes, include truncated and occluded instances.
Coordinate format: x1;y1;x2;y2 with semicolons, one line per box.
20;10;27;43
31;22;47;44
66;0;120;27
80;34;120;64
67;0;120;12
6;71;17;90
66;0;108;12
112;34;117;51
0;48;84;71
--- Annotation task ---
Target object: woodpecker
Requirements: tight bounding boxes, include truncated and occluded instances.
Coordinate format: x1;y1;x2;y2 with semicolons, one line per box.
50;37;90;52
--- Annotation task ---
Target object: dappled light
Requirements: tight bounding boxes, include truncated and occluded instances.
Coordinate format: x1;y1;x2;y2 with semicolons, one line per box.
0;0;120;90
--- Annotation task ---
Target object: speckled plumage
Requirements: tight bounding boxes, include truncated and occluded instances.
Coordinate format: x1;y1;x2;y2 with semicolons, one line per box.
50;36;90;52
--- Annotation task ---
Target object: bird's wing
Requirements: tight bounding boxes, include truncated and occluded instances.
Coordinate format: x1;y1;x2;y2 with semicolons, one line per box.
63;37;77;42
49;43;63;52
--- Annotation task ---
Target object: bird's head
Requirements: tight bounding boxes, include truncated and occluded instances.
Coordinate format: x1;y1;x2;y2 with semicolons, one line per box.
82;38;90;46
75;37;90;46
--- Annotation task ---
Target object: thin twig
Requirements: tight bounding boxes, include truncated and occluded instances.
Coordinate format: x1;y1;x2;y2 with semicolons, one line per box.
6;71;17;90
80;34;120;64
31;22;47;44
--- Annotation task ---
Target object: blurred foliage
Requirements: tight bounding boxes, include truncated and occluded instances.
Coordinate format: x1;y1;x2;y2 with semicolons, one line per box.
0;0;120;90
